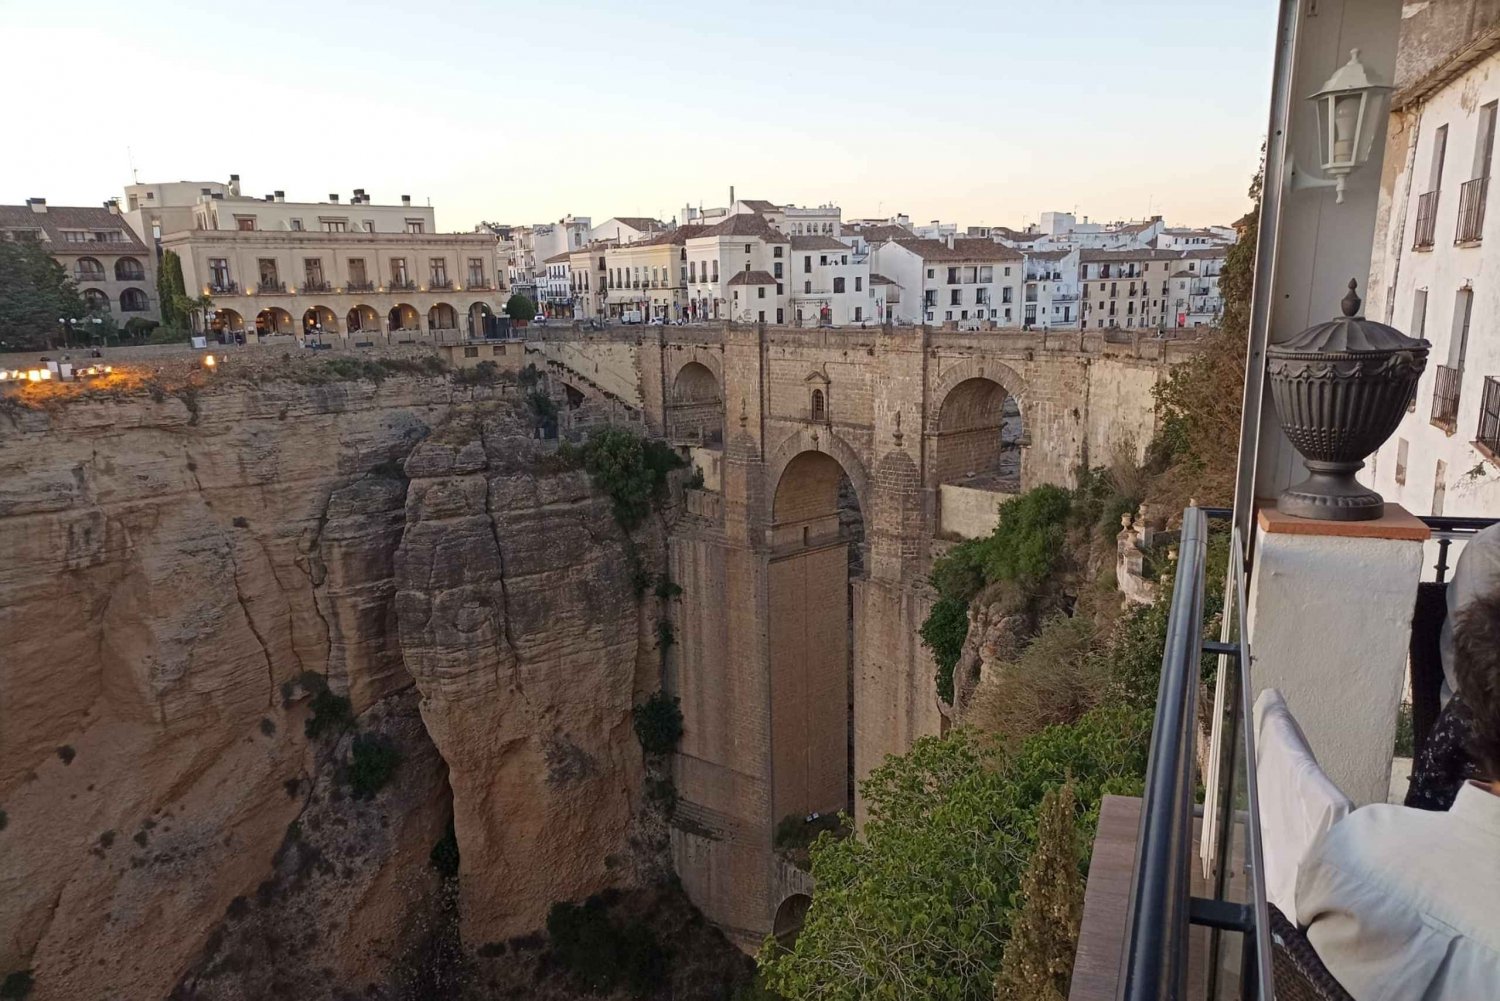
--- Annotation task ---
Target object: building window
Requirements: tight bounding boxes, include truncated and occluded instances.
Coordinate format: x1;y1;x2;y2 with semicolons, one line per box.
235;216;256;231
1411;288;1429;342
811;388;825;422
119;288;148;312
777;308;784;323
390;258;409;284
758;310;765;322
362;221;374;233
430;258;448;284
927;268;935;279
468;258;486;286
406;219;425;234
712;261;719;281
257;258;279;287
348;258;367;286
321;219;347;233
855;276;863;292
1450;286;1474;368
304;258;324;285
947;267;959;284
854;306;863;322
774;262;783;279
757;286;766;299
290;218;303;231
805;280;812;294
774;246;783;258
950;289;961;306
690;261;697;282
804;256;812;273
210;258;231;288
777;283;784;295
834;277;845;293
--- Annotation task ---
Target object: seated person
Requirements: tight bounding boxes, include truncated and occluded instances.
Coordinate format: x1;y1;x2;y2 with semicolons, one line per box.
1297;591;1500;1001
1408;524;1500;810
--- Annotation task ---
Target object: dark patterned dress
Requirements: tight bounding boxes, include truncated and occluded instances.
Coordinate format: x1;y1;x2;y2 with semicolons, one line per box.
1405;694;1478;811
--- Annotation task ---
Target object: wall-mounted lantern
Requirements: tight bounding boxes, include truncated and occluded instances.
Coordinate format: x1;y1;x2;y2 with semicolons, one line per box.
1309;48;1391;203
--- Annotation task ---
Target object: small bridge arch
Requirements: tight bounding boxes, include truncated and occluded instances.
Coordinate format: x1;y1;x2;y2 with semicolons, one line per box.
667;359;724;445
773;893;812;946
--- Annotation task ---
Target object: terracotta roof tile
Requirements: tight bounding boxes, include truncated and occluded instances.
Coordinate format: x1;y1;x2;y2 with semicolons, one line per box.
0;203;149;253
789;234;847;251
726;270;777;286
888;237;1023;261
693;214;786;240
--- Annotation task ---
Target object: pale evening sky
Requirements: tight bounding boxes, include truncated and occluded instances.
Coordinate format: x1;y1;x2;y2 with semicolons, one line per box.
0;0;1277;232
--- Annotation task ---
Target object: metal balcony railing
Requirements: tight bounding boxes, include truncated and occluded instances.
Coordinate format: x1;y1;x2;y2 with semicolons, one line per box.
1414;190;1439;249
210;280;239;295
257;279;287;293
1477;375;1500;456
388;279;417;292
301;279;332;293
466;280;492;290
1431;363;1462;432
1119;507;1272;1001
1456;176;1488;244
346;280;375;292
430;278;454;290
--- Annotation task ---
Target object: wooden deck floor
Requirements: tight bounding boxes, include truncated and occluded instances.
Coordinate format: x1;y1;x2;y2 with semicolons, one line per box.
1069;795;1213;1001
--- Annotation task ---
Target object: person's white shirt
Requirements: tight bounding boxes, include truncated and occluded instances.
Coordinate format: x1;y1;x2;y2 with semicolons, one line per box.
1295;781;1500;1001
1439;522;1500;699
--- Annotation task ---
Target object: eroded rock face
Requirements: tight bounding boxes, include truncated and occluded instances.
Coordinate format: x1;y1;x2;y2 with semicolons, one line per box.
394;408;648;944
0;380;652;999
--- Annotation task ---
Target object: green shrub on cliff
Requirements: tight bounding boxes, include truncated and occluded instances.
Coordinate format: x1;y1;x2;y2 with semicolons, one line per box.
633;690;684;755
0;970;34;1000
922;596;970;703
759;705;1148;1001
576;426;685;531
547;895;667;994
297;672;354;739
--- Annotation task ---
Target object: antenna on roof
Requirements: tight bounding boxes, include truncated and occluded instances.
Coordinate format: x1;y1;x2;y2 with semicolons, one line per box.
128;146;138;184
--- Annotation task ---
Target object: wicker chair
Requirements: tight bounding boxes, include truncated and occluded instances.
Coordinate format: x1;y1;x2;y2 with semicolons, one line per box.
1268;904;1355;1001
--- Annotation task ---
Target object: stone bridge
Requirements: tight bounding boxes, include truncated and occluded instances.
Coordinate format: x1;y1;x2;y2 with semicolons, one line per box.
528;322;1196;948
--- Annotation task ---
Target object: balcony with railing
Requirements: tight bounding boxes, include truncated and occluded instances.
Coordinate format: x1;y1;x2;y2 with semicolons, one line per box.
346;280;375;292
430;278;454;290
388;278;417;292
1413;190;1439;249
209;280;239;295
1455;177;1488;244
1430;363;1461;432
256;279;287;294
301;279;333;293
1476;375;1500;460
1079;505;1498;1001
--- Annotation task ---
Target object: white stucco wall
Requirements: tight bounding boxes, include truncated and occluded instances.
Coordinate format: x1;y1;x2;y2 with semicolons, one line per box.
1363;49;1500;518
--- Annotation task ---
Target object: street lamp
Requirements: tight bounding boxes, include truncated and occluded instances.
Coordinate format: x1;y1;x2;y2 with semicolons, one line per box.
1309;48;1391;203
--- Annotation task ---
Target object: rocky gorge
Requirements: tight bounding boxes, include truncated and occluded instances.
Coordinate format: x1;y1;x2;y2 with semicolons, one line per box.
0;365;711;1000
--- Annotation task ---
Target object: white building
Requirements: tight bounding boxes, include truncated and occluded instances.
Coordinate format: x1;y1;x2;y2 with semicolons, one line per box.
1156;227;1236;250
590;217;665;246
1364;36;1500;517
1078;248;1225;330
1021;249;1082;329
869;237;1024;327
539;252;574;317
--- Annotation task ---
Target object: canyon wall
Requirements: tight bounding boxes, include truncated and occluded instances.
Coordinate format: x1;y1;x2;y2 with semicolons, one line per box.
0;373;653;1000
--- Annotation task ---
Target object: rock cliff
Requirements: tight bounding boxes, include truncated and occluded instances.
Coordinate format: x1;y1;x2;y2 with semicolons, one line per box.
0;374;656;1000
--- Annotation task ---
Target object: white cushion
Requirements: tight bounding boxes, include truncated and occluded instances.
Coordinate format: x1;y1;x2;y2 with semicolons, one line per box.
1254;688;1354;917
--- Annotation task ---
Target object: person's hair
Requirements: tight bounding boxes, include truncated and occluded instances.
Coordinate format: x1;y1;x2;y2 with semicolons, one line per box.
1453;588;1500;781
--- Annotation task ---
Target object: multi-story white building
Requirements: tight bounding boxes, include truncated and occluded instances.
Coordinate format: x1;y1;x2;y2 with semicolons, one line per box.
531;216;592;263
156;182;503;339
539;253;574;317
1364;29;1500;517
786;234;872;326
1078;248;1225;330
1155;227;1236;250
568;244;609;320
869;237;1024;327
1;198;159;324
684;214;784;322
1021;249;1082;329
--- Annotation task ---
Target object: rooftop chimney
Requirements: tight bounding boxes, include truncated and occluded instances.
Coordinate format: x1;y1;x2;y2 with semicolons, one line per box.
26;198;46;213
329;193;339;203
730;185;735;205
264;194;274;202
401;195;411;206
228;174;241;196
104;198;120;215
274;190;285;202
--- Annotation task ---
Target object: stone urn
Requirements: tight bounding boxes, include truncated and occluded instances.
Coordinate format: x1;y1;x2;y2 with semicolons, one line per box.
1266;279;1429;521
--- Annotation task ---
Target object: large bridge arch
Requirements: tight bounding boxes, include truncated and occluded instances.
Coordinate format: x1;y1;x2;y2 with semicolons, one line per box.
773;893;812;947
766;428;871;524
766;444;865;828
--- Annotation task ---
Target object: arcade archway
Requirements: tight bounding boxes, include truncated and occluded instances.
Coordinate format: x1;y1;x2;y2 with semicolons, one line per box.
667;360;723;445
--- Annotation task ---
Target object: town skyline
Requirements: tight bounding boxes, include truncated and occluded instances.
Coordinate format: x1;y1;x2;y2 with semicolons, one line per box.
0;0;1277;230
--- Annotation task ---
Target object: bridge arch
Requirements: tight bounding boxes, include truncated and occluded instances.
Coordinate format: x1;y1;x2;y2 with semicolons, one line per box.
773;893;812;946
767;428;871;525
667;360;724;445
928;363;1027;494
